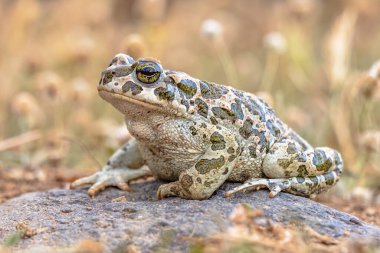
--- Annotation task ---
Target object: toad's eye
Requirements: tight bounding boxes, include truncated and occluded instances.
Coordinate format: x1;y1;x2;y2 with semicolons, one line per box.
135;61;162;84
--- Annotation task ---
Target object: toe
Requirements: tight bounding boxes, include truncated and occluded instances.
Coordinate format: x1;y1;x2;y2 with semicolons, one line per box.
70;175;96;189
156;182;179;200
116;179;130;191
88;180;108;197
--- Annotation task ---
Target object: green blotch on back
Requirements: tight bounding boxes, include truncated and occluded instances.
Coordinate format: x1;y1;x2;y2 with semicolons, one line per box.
239;119;254;139
313;149;333;172
211;107;235;121
154;87;175;101
210;132;226;151
195;156;225;174
210;116;218;125
177;79;197;98
200;80;228;99
195;98;209;118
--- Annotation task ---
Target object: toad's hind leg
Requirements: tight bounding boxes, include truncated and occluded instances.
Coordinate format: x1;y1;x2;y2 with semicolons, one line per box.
225;138;343;198
225;172;340;198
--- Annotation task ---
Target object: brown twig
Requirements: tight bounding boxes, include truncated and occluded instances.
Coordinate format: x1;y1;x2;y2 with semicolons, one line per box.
0;131;42;152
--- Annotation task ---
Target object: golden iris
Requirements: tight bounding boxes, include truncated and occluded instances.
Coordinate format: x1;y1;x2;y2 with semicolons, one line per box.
135;62;162;84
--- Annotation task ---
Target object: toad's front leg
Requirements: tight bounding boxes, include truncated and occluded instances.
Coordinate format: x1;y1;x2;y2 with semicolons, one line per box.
70;138;152;197
157;126;239;200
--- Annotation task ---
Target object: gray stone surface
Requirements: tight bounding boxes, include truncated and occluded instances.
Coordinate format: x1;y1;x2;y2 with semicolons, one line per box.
0;181;379;252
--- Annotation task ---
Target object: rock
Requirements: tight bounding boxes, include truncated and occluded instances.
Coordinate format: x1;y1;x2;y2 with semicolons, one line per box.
0;181;379;252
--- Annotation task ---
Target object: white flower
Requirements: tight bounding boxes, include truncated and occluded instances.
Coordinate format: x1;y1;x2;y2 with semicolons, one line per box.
200;19;223;41
263;32;287;53
368;60;380;79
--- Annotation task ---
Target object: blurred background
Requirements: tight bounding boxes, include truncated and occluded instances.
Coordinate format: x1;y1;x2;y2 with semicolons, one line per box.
0;0;379;223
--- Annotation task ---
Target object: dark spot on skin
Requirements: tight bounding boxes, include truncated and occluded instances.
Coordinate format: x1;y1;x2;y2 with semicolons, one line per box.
195;156;225;174
333;150;343;175
222;167;229;175
284;170;292;177
240;170;252;181
287;142;298;154
239;119;254;139
230;98;244;120
313;149;333;172
277;159;293;169
114;82;119;86
180;174;193;189
324;173;336;185
177;79;197;98
154;87;175;101
252;129;269;153
196;177;202;184
248;145;257;158
297;165;307;176
310;177;319;184
164;76;175;85
296;177;305;184
227;147;235;154
200;80;228;99
170;186;180;196
195;98;208;118
333;151;343;166
122;145;128;151
211;107;235;121
228;155;237;162
190;126;197;136
210;116;218;125
204;180;213;187
236;147;242;155
102;71;114;85
266;119;282;137
200;123;207;128
107;160;111;166
296;153;307;163
122;81;143;95
243;98;266;122
178;92;190;111
203;134;207;139
210;132;226;151
232;89;245;99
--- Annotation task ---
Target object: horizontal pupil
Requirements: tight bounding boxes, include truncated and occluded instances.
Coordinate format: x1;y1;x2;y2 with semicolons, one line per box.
140;67;156;76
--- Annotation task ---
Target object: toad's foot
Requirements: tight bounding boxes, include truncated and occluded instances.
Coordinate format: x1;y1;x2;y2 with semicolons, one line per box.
225;172;339;198
224;178;291;198
70;167;151;197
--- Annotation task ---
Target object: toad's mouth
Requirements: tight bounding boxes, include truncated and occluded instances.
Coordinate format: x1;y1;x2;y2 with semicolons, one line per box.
98;89;178;115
